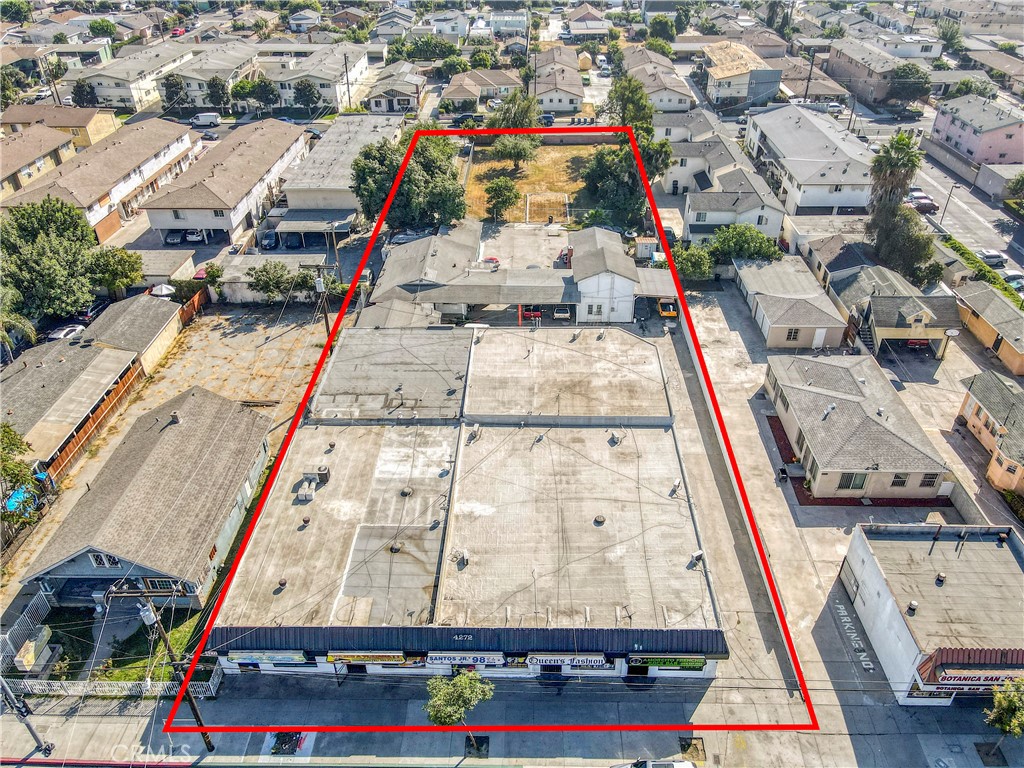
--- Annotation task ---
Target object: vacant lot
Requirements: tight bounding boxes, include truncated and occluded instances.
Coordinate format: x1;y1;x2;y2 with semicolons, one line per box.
465;144;602;221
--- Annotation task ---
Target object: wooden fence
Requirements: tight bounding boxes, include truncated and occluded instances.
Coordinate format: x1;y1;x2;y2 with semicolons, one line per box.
178;287;209;326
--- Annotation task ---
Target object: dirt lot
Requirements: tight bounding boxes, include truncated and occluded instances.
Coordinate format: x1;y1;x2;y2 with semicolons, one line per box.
465;144;601;222
1;304;325;612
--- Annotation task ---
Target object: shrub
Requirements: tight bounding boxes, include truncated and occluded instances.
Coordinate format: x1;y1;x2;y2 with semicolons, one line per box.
943;235;1021;304
1003;491;1024;525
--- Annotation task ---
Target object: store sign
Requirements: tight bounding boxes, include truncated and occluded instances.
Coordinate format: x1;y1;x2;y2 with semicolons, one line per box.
526;653;610;667
937;672;1021;685
427;652;505;666
627;655;706;671
327;652;406;664
227;651;307;664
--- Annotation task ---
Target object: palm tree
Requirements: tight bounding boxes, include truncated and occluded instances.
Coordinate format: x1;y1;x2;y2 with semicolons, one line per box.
870;132;923;208
0;285;36;360
765;0;783;29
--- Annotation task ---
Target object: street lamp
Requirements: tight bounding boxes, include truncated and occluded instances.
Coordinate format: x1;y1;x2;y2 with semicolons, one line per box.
938;183;961;228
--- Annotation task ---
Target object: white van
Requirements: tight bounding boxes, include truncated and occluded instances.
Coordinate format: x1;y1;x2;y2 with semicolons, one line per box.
595;54;607;67
190;112;221;127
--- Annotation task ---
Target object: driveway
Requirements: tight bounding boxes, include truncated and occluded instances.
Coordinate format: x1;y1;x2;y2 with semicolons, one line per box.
538;13;563;41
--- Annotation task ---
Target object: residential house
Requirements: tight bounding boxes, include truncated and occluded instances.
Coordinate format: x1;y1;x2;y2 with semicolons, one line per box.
288;9;322;33
21;21;85;45
652;108;716;142
426;9;471;39
568;18;612;40
701;40;782;110
83;294;183;374
802;234;876;290
332;7;370;28
0;124;75;200
964;49;1024;96
441;69;523;106
489;10;529;36
672;34;728;59
632;68;694;111
0;104;120;150
926;68;995;99
788;36;834;58
622;45;675;75
871;33;942;59
684;165;784;243
23;387;271;610
257;43;370;111
77;41;195;111
778;55;849;102
956;282;1024;375
825;39;902;105
158;41;260;110
660;134;746;195
568;3;605;23
930;95;1024;164
958;370;1024;492
0;339;141;482
233;8;280;31
535;45;578;77
569;227;638;324
144;120;307;244
504;36;528;56
115;12;158;40
746;105;873;215
728;27;788;59
366;60;426;113
735;255;847;348
372;7;415;41
535;68;585;112
1;119;197;242
868;5;920;33
931;239;974;288
764;354;949;499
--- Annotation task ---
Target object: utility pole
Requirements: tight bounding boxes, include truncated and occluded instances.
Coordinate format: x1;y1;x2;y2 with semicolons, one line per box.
342;53;352;109
802;48;816;102
104;587;215;753
301;263;338;336
1;675;55;756
847;95;857;131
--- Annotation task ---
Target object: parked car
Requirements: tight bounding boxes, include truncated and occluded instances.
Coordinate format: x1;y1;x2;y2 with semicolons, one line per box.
190;112;221;127
359;267;374;287
599;65;612;77
46;324;85;341
551;6;566;12
736;115;748;124
73;299;111;325
61;95;73;106
35;88;52;101
164;229;184;245
977;249;1008;267
200;130;219;141
284;232;303;249
521;304;542;319
539;113;555;127
558;31;574;40
657;298;678;318
452;112;478;127
277;117;296;124
553;305;571;320
826;102;845;114
184;229;204;243
170;27;185;36
487;98;503;110
906;198;939;214
305;127;323;139
581;73;591;85
261;230;279;250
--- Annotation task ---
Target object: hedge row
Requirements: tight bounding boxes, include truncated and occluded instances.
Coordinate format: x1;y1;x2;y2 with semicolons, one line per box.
942;235;1020;304
1005;199;1024;221
1002;490;1024;525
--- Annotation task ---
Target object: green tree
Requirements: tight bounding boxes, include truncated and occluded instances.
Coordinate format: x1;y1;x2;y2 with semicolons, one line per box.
0;423;37;524
822;24;845;39
351;138;404;221
246;260;293;301
1006;170;1024;199
869;132;923;208
288;0;321;12
1;196;96;247
887;63;930;105
765;0;783;29
162;73;190;110
645;37;674;58
440;55;471;79
0;285;35;357
52;32;69;44
946;77;996;99
485;176;520;220
0;0;32;23
705;223;780;264
423;671;495;751
674;6;690;33
698;18;721;35
406;34;459;60
985;678;1024;758
251;75;281;109
252;16;270;37
44;55;67;84
633;26;649;40
231;77;255;104
470;49;492;69
2;234;94;318
996;41;1017;54
648;13;674;41
202;262;224;298
88;18;119;39
486;88;541;129
0;65;26;109
87;247;143;295
931;57;951;71
207;75;231;113
293;78;322;114
671;242;713;280
492;135;536;170
936;19;963;52
601;74;653;129
868;203;935;282
71;78;98;107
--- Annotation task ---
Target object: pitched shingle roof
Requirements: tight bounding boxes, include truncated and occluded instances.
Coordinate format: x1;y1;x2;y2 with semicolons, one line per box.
1;124;72;180
83;295;181;356
569;227;637;282
956;282;1024;355
962;370;1024;462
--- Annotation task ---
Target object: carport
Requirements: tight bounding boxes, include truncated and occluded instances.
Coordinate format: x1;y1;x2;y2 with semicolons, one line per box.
636;267;680;298
396;270;580;321
273;209;356;250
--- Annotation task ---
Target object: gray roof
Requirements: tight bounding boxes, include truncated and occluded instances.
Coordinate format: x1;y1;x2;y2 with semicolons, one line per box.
24;387;271;584
807;234;875;272
78;41;192;82
869;295;960;330
535;67;585;98
962;370;1024;462
356;299;441;328
671;135;747;171
937;95;1024;134
967;49;1024;77
1;124;72;180
652;108;716;139
368;60;427;97
372;220;483;302
829;38;902;73
768;354;946;473
170;41;258;81
0;104;115;129
956;282;1024;355
145;121;305;211
403;270;580;306
569;227;638;282
281;114;403;195
689;167;781;212
0;341;136;464
831;265;918;310
735;255;845;328
82;295;181;356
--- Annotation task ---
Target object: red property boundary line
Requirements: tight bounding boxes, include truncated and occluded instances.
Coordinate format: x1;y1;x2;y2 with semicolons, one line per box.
163;125;819;735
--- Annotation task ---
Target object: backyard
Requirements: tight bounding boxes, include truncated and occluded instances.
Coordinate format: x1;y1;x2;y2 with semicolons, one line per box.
465;143;602;222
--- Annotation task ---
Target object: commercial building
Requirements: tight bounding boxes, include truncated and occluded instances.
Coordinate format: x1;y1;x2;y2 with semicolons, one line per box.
959;371;1024;493
930;95;1024;165
700;41;782;111
23;387;270;610
0;124;75;201
144;120;308;245
746;105;873;215
840;524;1024;705
1;118;197;242
0;104;120;150
956;282;1024;375
764;354;949;499
212;326;724;678
735;255;846;349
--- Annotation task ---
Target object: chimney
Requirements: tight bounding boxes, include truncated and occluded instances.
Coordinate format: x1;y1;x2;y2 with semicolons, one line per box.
169;410;181;424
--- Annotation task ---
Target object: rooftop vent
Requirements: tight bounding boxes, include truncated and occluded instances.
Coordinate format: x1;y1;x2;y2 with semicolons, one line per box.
936;572;945;586
907;600;918;615
169;410;181;424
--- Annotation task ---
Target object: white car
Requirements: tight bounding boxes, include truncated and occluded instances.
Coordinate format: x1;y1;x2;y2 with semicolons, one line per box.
184;229;204;243
553;305;571;320
46;324;85;341
487;98;503;110
62;95;73;106
977;249;1007;267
